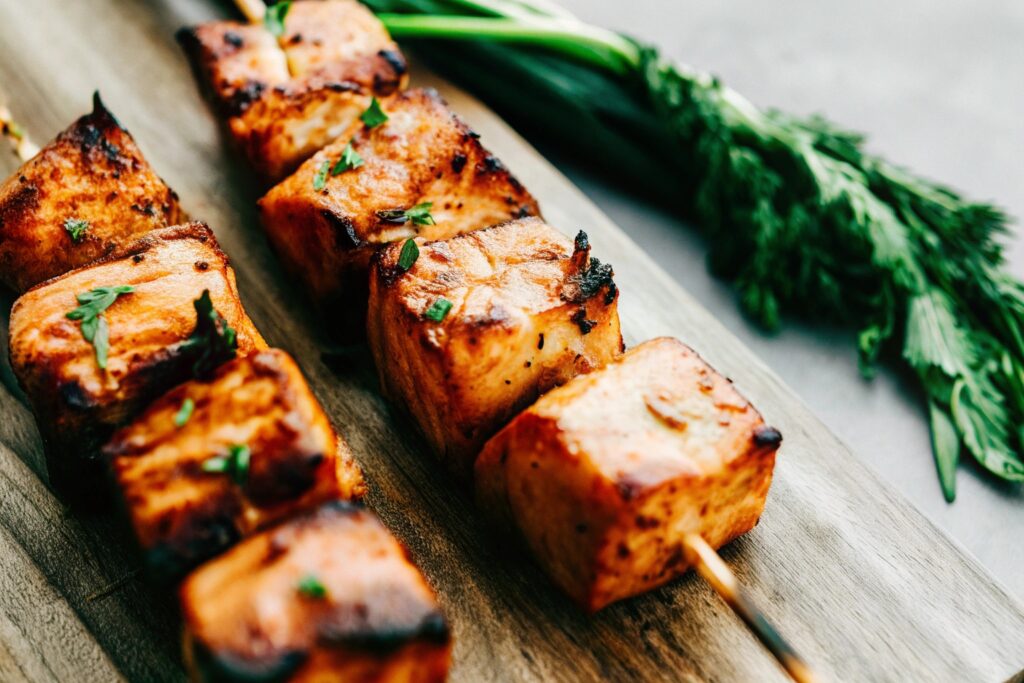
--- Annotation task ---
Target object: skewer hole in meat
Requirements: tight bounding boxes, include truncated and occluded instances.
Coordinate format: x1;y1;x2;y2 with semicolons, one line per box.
367;217;622;479
260;87;540;338
475;337;782;612
8;222;265;506
180;501;451;683
0;93;182;292
177;0;409;183
105;349;365;581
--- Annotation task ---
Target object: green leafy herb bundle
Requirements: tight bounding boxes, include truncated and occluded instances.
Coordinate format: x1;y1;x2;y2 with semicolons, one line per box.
361;0;1024;499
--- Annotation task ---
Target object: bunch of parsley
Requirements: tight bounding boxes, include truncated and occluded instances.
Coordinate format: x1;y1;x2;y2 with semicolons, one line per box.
359;0;1024;500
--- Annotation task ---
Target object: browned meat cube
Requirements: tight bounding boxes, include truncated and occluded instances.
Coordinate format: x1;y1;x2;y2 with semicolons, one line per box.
261;88;539;338
178;0;407;181
105;349;365;580
8;223;265;505
181;502;450;682
367;217;621;479
0;94;182;292
475;337;782;612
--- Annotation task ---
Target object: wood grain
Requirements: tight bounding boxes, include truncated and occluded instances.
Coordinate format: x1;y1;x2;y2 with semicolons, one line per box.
1;0;1023;681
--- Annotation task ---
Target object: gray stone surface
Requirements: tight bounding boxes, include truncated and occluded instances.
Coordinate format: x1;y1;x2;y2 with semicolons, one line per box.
545;0;1024;600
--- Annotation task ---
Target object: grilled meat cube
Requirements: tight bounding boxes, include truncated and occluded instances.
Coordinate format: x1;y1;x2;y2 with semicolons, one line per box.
367;217;621;479
0;94;182;292
105;349;365;580
178;0;407;182
181;502;451;683
261;88;539;338
8;223;265;505
475;337;782;612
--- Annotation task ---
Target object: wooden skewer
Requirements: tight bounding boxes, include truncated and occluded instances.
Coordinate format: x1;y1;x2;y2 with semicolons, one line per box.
0;103;38;162
229;1;822;680
684;534;820;683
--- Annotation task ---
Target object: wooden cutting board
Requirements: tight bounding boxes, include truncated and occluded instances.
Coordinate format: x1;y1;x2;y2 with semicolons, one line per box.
1;0;1023;681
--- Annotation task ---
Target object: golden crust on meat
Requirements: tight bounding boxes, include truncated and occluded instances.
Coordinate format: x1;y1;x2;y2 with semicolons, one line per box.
0;94;182;292
105;349;365;580
177;0;408;181
261;88;540;337
8;223;265;505
181;502;450;683
368;218;621;479
475;337;781;612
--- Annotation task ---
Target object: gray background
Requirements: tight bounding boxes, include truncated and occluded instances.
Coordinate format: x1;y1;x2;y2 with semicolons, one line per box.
541;0;1023;600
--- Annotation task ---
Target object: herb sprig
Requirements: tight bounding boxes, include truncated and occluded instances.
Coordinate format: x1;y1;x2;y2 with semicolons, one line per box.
360;97;389;128
264;1;291;37
65;285;134;369
63;218;90;243
202;443;251;485
182;289;238;377
364;0;1024;500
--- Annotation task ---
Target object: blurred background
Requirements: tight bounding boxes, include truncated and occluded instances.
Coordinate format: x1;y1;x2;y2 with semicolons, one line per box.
523;0;1024;599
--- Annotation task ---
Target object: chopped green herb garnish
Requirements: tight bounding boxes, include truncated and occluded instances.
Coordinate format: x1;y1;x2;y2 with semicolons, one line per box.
264;1;292;37
65;285;135;369
63;218;90;243
173;398;195;428
312;159;330;191
296;574;328;599
331;143;364;175
424;297;453;322
202;443;250;485
376;203;435;227
397;238;419;271
405;202;435;226
360;97;389;128
181;290;238;378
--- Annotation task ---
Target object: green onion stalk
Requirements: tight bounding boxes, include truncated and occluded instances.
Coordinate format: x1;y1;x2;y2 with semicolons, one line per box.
360;0;1024;501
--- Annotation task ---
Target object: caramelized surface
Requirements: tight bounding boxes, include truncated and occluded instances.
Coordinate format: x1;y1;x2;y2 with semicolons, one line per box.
368;217;620;478
178;0;407;181
261;88;539;337
9;223;265;503
476;337;781;611
0;94;181;292
181;503;450;683
106;349;364;579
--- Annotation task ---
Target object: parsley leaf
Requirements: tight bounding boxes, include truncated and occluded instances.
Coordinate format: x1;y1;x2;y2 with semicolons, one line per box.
405;202;435;226
173;398;195;428
66;285;134;369
397;238;419;271
312;159;330;191
296;574;328;599
375;202;435;227
360;97;389;128
181;289;238;378
63;218;90;243
202;443;250;485
264;1;292;38
331;143;364;175
424;297;453;322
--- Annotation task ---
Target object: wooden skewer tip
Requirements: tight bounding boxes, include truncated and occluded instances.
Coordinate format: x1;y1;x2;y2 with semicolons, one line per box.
683;534;821;683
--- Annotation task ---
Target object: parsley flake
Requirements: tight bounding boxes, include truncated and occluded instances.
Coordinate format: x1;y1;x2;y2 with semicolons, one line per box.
375;202;435;227
63;218;91;243
173;398;195;428
202;443;250;485
405;202;435;226
424;298;453;322
312;159;330;191
397;238;419;271
264;1;292;38
360;97;389;128
65;285;135;369
296;574;328;599
331;143;364;175
182;290;238;377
